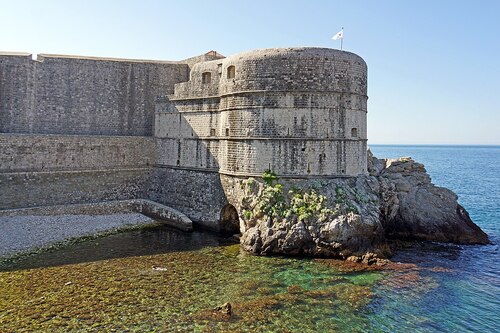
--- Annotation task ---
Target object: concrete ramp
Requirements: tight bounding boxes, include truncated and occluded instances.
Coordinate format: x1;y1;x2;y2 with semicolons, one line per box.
130;199;193;231
0;199;193;232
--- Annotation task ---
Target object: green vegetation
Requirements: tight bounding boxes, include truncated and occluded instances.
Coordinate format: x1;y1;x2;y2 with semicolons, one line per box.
262;169;279;186
335;186;359;214
242;170;335;223
0;239;383;332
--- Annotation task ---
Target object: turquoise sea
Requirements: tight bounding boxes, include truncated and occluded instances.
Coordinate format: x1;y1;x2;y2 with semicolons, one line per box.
0;145;499;332
368;145;500;332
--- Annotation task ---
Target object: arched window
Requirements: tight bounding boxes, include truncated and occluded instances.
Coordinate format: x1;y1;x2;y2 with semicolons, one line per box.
227;65;235;79
351;128;358;137
202;72;211;84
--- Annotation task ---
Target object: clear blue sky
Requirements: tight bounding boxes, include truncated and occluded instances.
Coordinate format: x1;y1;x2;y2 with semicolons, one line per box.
1;0;499;144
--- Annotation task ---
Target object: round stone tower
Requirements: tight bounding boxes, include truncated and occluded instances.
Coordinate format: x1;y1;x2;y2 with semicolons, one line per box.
156;47;368;178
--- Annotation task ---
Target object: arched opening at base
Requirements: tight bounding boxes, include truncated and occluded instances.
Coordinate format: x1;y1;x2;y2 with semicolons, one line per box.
220;204;240;234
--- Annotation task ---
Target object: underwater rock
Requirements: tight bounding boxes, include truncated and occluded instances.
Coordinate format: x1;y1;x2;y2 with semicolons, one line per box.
152;265;168;271
214;302;232;316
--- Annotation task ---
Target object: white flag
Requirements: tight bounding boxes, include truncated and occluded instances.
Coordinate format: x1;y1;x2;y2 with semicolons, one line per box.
332;29;344;40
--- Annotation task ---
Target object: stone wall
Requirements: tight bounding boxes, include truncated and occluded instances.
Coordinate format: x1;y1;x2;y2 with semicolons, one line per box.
0;169;151;210
155;47;368;178
0;53;188;136
0;134;155;209
0;134;154;172
148;167;227;229
0;53;36;133
0;47;370;233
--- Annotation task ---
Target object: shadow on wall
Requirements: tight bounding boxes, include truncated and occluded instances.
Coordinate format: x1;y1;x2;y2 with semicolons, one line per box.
148;94;241;233
147;48;369;233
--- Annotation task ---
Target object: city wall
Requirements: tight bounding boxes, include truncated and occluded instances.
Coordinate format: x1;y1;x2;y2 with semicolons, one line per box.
0;134;154;209
0;48;369;232
0;53;188;136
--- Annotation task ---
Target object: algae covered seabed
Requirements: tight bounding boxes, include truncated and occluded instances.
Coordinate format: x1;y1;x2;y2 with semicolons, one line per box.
0;225;475;333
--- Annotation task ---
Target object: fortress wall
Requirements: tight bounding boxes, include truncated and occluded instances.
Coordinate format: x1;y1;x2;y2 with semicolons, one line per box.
154;137;366;176
155;138;219;170
164;93;367;139
173;47;368;100
0;54;36;133
155;110;220;138
217;48;367;95
221;140;367;176
0;169;151;210
174;61;221;99
0;53;189;136
155;97;367;176
0;134;154;209
0;134;154;172
148;167;226;228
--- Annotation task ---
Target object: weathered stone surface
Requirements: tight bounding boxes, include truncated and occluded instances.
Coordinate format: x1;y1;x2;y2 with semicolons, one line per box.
237;176;389;259
375;156;489;244
157;47;368;178
0;53;189;136
238;154;489;259
0;48;489;256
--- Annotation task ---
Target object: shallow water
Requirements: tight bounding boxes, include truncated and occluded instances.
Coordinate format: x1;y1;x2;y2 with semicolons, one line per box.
0;227;385;332
1;145;499;332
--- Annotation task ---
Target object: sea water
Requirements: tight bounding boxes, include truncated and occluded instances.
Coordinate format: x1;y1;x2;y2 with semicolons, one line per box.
0;145;498;332
368;145;500;332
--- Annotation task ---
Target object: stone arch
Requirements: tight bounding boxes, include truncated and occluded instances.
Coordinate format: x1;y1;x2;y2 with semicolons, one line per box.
219;204;240;234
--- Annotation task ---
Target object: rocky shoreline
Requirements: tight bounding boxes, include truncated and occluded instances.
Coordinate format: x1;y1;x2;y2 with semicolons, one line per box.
238;152;490;261
0;154;490;263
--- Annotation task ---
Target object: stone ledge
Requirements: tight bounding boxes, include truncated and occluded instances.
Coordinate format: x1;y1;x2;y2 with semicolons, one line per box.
0;199;193;232
130;199;193;232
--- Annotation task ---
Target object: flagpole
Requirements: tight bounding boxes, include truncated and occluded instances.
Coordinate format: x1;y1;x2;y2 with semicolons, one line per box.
341;27;344;51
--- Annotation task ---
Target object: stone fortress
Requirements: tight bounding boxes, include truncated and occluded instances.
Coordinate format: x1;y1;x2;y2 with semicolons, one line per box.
0;47;368;232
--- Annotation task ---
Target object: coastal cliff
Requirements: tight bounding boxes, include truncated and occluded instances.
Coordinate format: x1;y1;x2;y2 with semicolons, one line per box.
238;152;490;260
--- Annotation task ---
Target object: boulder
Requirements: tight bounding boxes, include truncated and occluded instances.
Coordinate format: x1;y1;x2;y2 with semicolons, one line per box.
378;157;489;244
239;177;389;260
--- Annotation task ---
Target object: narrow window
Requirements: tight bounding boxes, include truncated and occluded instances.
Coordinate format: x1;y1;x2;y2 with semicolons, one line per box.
225;128;230;136
202;72;211;84
227;65;235;79
210;128;216;136
351;128;358;137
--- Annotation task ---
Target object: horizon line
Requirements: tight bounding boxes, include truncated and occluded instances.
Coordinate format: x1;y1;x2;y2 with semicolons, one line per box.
368;143;499;147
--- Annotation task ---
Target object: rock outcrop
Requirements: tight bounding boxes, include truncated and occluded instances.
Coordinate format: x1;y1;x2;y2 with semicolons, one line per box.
368;152;490;245
238;152;489;260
